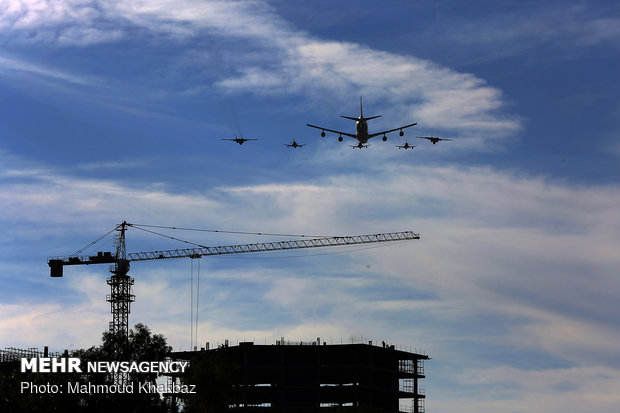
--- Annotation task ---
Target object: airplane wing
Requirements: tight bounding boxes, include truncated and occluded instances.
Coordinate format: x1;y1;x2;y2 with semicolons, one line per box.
306;124;357;138
368;122;417;139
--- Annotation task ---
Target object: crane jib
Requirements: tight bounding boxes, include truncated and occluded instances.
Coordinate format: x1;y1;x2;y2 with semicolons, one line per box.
47;231;419;277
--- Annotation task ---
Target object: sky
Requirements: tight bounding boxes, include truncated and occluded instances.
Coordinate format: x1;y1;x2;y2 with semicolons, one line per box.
1;0;620;411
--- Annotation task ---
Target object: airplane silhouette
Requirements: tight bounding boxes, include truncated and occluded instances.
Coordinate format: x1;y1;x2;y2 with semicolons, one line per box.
221;136;258;145
284;139;305;148
307;97;417;147
396;142;417;150
417;136;452;144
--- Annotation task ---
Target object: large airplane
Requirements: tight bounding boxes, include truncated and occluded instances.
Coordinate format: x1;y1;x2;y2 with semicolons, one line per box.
284;139;305;148
307;98;417;148
221;136;258;145
417;136;453;144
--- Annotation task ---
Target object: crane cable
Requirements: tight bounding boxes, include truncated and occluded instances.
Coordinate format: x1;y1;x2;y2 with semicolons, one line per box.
73;226;120;256
195;258;200;350
71;223;337;258
129;223;334;239
190;259;193;350
189;257;201;350
128;224;338;251
129;225;210;249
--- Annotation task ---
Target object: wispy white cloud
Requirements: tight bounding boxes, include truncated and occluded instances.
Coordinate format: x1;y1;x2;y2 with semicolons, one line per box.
424;4;620;59
73;159;152;171
0;0;521;141
2;156;620;410
0;54;94;85
218;39;520;135
2;156;619;347
436;365;620;413
0;0;285;45
2;1;615;148
0;0;120;44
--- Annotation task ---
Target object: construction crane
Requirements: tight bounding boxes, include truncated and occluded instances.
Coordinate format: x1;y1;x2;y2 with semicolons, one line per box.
48;221;420;338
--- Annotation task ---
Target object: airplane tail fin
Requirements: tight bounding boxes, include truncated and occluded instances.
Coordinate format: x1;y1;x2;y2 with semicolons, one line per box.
360;96;363;118
341;97;381;121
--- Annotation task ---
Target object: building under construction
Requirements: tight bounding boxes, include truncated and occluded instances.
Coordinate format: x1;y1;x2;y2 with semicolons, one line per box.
171;340;428;413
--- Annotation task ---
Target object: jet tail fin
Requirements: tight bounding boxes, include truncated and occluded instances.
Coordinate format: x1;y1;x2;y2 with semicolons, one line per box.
341;97;381;121
360;96;363;118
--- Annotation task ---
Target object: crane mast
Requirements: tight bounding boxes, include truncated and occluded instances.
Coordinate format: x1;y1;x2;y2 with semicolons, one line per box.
48;222;420;338
107;222;134;338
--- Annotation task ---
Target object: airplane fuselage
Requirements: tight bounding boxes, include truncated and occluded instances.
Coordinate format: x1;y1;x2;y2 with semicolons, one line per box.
355;120;370;143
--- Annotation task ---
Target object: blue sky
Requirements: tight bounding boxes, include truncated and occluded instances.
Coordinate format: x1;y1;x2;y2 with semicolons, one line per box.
1;0;620;411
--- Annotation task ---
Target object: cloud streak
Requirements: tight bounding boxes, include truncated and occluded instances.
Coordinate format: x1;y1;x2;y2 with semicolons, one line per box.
0;0;520;141
2;156;619;351
2;154;620;411
0;54;94;85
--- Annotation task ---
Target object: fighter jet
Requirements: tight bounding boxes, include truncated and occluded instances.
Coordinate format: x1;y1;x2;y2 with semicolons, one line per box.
396;142;416;150
284;139;305;148
221;136;258;145
350;142;370;149
307;97;417;147
417;136;452;144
